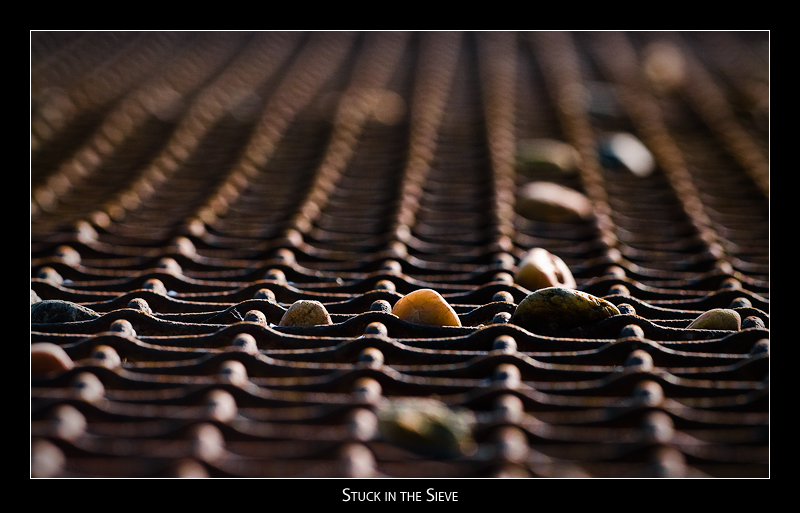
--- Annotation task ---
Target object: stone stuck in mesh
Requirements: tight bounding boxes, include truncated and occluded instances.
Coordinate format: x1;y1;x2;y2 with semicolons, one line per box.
513;286;621;333
514;181;593;222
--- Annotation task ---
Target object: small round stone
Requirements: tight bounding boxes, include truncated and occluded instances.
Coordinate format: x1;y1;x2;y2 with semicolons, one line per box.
31;343;74;376
687;308;741;331
512;287;620;333
514;181;593;222
278;300;333;327
31;300;100;323
516;138;581;176
391;288;461;327
514;247;576;291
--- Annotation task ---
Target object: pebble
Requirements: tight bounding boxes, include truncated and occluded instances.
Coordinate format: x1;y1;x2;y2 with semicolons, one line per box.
278;300;333;327
512;286;620;333
598;132;656;177
376;397;476;457
687;308;741;331
31;343;74;376
391;288;461;327
514;181;593;222
514;247;576;290
515;138;581;176
31;300;100;323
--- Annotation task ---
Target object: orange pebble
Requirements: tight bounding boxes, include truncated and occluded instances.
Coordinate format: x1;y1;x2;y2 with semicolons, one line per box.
391;289;461;327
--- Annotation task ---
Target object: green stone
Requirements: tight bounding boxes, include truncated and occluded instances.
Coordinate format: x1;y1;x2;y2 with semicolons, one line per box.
516;139;580;176
31;300;100;324
512;287;620;333
377;397;476;457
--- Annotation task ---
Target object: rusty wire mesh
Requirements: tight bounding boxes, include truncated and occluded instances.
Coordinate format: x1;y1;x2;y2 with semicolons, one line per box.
31;31;769;478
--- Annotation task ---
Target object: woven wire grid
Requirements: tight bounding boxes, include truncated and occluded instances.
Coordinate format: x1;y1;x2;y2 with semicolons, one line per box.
31;31;768;478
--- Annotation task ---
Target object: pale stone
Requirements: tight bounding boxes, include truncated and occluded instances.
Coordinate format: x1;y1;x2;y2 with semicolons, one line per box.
515;181;593;222
687;308;741;331
514;248;576;290
278;300;333;327
598;132;656;177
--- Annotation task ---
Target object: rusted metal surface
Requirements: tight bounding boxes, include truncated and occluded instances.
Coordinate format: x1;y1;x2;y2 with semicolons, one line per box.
31;31;768;478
